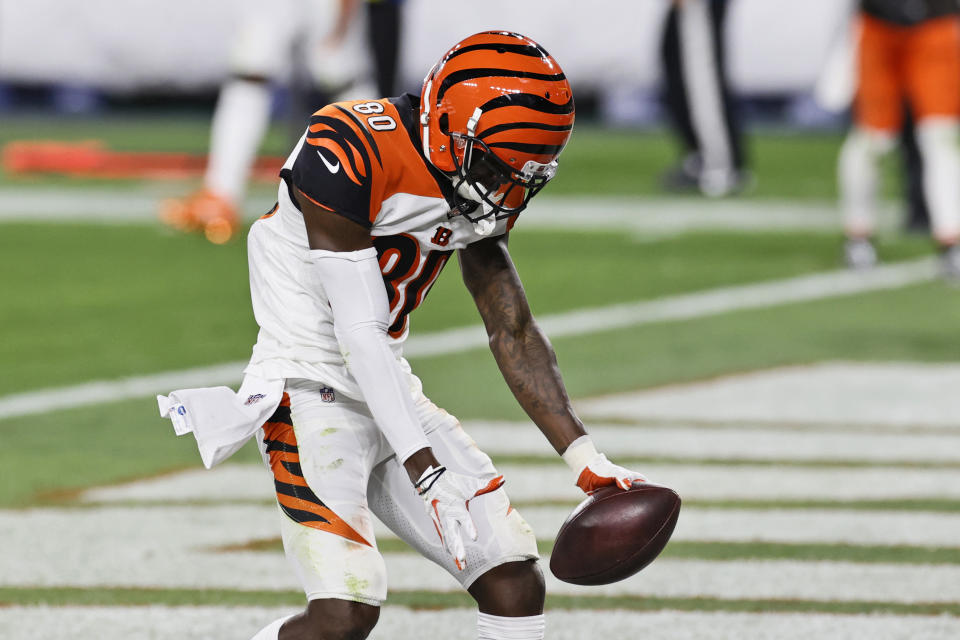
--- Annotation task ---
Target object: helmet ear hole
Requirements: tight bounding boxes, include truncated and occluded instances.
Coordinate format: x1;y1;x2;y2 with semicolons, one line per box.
438;113;449;134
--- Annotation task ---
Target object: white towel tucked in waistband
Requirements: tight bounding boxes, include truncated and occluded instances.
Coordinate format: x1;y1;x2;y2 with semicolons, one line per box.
157;373;285;469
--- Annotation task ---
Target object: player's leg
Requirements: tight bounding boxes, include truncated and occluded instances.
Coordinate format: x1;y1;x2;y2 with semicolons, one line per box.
899;107;931;234
839;14;900;267
468;560;546;639
676;0;741;196
252;381;390;640
368;374;544;639
660;0;703;192
838;125;895;267
160;1;297;242
302;0;376;102
365;0;403;96
905;15;960;275
251;601;379;640
204;0;299;217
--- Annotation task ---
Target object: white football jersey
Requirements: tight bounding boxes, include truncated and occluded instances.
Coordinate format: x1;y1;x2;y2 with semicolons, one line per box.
245;94;516;396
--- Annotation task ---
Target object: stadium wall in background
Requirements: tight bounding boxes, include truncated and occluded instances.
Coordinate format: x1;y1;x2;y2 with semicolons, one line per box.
0;0;854;96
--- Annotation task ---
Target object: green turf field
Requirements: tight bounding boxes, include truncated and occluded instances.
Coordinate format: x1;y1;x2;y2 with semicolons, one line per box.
2;116;958;638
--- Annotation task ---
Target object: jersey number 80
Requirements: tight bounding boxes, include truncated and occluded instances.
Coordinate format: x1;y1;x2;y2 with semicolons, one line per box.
352;102;396;132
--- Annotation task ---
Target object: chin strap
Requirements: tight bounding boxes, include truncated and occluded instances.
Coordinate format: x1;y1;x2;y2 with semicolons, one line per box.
420;79;433;160
466;107;482;136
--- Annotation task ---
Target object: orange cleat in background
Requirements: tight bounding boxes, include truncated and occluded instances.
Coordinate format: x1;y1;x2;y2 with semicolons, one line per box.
159;189;239;244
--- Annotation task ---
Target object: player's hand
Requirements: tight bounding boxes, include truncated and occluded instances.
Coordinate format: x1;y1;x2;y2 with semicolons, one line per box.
561;435;647;495
415;465;483;570
574;453;647;495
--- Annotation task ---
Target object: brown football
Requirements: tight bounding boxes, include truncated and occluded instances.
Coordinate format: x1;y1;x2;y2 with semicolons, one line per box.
549;483;681;585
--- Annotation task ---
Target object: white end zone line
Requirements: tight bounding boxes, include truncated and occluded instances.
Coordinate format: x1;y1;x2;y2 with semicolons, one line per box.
0;189;903;233
3;607;958;640
0;257;939;421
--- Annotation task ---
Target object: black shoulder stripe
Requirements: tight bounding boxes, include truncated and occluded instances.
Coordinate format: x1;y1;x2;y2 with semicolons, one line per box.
478;121;573;140
481;93;575;115
445;42;547;61
437;68;566;102
308;114;372;182
334;105;383;169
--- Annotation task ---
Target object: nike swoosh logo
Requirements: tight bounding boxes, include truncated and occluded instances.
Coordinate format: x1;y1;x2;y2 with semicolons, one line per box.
317;150;340;174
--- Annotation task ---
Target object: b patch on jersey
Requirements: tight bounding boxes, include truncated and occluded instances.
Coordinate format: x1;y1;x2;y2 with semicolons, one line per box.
319;387;336;403
431;225;453;246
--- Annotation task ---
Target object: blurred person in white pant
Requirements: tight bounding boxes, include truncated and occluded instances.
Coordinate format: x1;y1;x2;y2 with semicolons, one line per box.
838;0;960;276
160;0;373;244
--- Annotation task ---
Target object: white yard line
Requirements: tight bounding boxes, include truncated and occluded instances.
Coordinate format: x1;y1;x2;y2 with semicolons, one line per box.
0;259;939;421
0;362;246;420
514;506;960;548
0;186;277;221
79;461;960;503
577;362;960;429
0;188;901;232
17;502;960;549
5;506;960;604
463;420;960;462
3;607;957;640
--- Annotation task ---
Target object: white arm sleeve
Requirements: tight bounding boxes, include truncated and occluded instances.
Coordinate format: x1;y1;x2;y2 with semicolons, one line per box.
309;246;430;464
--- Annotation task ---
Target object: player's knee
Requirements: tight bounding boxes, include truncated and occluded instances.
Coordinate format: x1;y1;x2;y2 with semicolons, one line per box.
468;559;545;617
281;599;380;640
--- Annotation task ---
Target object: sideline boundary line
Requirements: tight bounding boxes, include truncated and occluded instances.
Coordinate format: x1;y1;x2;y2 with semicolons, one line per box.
0;257;938;421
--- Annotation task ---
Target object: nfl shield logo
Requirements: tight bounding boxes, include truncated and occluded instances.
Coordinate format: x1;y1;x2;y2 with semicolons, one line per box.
319;387;336;403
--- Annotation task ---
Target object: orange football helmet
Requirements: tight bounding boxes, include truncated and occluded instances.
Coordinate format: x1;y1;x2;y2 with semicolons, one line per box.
420;31;575;222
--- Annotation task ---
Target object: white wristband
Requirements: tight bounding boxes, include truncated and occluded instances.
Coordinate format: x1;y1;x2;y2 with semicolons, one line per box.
561;435;598;474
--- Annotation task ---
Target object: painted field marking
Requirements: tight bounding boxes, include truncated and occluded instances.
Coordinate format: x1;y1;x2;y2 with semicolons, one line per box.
79;461;960;503
5;505;960;604
463;419;960;462
2;606;958;640
0;187;900;232
577;362;960;429
0;259;939;421
14;501;960;550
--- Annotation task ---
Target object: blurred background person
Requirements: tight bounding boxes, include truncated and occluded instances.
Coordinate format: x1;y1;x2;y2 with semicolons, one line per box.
159;0;373;244
365;0;406;97
660;0;748;197
901;107;933;234
838;0;960;275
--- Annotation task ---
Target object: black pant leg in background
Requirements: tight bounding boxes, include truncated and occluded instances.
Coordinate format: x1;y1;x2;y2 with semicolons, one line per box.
661;3;701;158
900;107;931;232
660;0;745;174
707;0;745;171
366;0;403;96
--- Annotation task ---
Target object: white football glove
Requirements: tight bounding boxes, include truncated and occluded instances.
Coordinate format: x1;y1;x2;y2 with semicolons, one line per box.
562;435;647;495
415;465;503;570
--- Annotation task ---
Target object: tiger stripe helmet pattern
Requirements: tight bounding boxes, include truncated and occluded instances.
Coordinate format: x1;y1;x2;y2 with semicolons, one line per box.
420;31;575;221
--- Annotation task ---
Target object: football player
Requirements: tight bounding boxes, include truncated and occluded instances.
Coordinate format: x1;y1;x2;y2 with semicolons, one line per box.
839;0;960;275
241;31;647;640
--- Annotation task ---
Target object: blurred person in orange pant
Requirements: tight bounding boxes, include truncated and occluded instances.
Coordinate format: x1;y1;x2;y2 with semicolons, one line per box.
160;0;371;244
839;0;960;276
